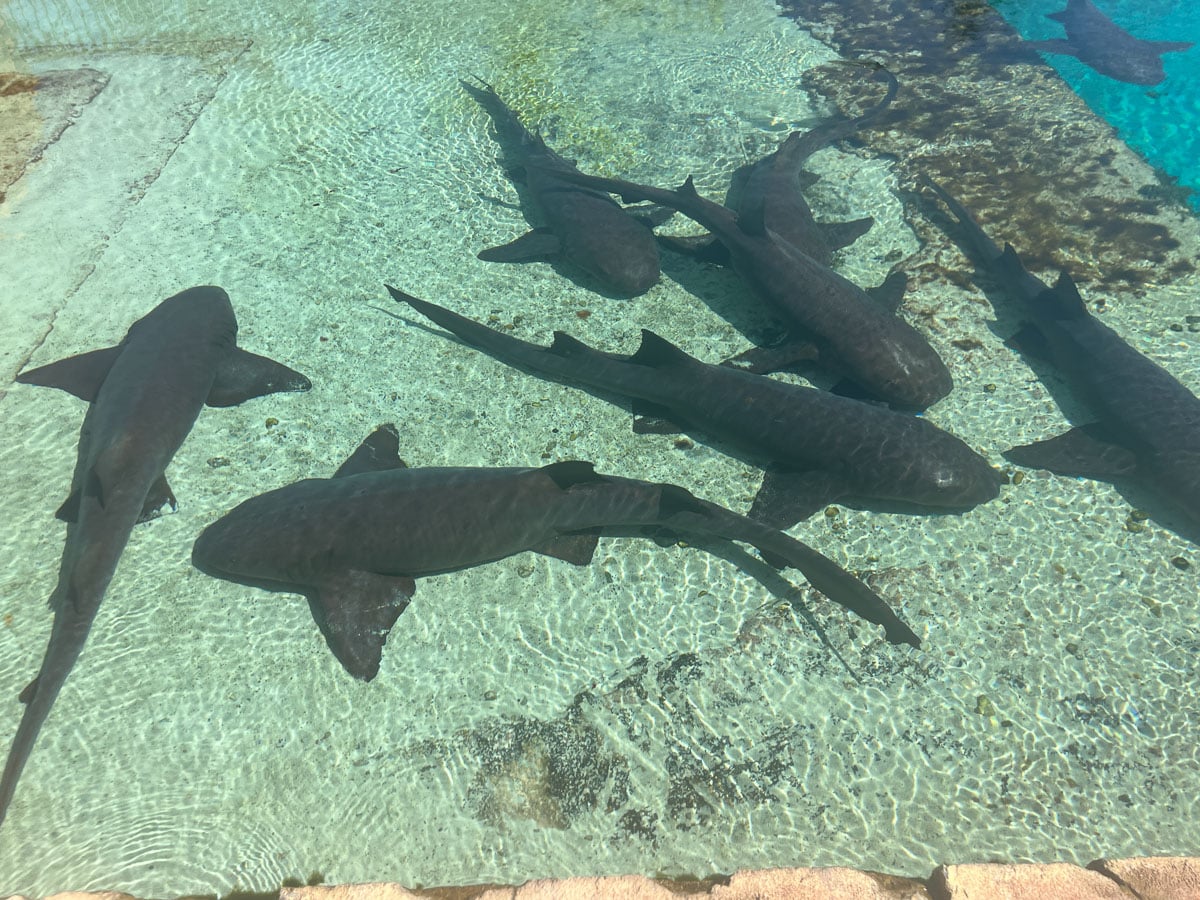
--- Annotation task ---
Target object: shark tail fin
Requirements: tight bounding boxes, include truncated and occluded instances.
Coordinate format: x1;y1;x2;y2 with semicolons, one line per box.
334;424;407;477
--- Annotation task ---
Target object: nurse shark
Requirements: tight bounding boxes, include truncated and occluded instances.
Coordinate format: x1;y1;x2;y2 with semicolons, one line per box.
192;425;922;684
0;286;311;830
1027;0;1192;86
924;179;1200;537
388;285;1002;529
463;77;665;296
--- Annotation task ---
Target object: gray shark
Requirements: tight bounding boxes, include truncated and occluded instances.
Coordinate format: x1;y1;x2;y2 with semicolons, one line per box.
924;179;1200;535
0;286;311;830
192;425;921;683
463;78;664;297
666;66;897;268
534;166;952;409
1027;0;1192;86
387;285;1002;529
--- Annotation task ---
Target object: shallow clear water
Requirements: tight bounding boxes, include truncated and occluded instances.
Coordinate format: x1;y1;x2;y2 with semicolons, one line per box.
0;0;1198;895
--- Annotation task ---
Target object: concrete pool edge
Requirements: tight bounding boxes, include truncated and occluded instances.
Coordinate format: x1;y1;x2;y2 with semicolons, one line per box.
5;857;1199;900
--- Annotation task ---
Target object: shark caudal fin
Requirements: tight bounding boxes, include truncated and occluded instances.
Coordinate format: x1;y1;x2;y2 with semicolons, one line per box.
665;493;921;648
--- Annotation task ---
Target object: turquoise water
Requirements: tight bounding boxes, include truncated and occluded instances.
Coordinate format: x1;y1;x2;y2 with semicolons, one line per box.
993;0;1200;209
1;0;1199;895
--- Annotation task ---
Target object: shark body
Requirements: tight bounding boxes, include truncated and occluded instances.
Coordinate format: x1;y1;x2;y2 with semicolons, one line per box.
463;78;663;296
0;286;310;829
925;179;1200;536
192;425;921;684
1027;0;1192;86
389;286;1001;529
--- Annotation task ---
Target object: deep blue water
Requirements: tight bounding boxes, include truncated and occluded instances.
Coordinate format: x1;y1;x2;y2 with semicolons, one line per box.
993;0;1200;211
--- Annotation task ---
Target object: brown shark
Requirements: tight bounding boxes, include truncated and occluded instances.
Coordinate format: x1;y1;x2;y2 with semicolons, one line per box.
191;425;921;684
0;286;311;830
387;286;1002;529
463;77;665;297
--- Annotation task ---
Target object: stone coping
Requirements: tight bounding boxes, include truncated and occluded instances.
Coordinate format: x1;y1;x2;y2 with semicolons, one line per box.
5;857;1199;900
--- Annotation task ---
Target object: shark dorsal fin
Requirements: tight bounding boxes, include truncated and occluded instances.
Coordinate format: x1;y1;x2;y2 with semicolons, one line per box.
1038;271;1089;320
543;460;604;490
657;483;705;520
549;331;591;357
677;176;701;199
334;424;407;478
629;330;696;368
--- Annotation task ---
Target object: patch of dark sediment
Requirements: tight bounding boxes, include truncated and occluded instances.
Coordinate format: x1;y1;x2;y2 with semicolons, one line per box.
778;0;1198;295
0;68;109;202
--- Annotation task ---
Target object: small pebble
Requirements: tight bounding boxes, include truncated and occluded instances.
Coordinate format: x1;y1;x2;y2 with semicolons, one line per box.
824;506;840;517
1171;556;1190;571
983;383;997;393
207;456;231;468
265;417;279;428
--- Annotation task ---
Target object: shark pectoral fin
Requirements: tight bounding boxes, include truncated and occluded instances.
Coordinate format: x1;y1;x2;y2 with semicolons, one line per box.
866;270;909;314
751;470;849;529
138;473;177;522
632;414;684;435
1004;424;1139;479
820;216;874;251
207;348;312;407
531;533;600;566
311;569;416;682
16;345;122;402
478;229;562;262
631;398;684;434
722;339;820;375
334;424;407;477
